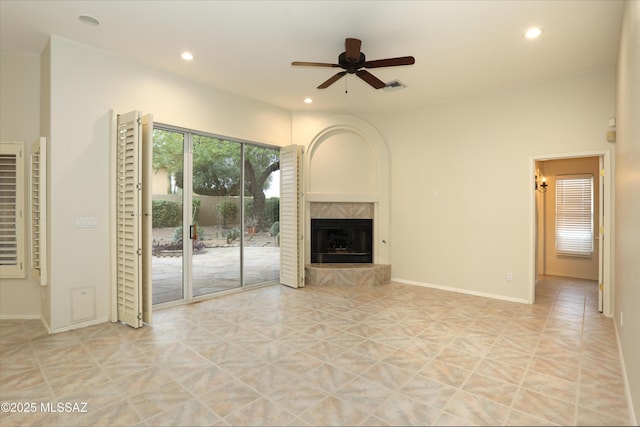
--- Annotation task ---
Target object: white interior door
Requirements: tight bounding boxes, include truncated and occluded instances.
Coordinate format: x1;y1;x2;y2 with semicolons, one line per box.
598;157;604;313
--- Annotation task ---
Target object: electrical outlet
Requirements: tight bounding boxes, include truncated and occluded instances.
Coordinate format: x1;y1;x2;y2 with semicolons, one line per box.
506;273;513;281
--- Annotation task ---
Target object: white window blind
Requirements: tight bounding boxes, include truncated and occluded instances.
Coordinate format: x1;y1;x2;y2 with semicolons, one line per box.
0;142;25;278
555;174;593;256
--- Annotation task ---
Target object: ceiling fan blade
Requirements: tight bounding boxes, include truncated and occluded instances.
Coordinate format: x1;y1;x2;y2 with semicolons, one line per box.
356;70;386;89
318;71;347;89
345;38;362;62
364;56;415;68
292;61;340;68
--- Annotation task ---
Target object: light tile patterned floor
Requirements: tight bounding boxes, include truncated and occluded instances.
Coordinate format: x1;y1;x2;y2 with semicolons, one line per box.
0;276;631;426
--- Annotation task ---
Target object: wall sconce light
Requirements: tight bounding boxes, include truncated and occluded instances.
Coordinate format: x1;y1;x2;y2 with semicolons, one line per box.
535;175;548;192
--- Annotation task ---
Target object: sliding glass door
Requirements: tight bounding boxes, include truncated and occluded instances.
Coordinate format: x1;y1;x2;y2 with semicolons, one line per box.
191;135;242;297
150;128;185;305
243;145;281;286
151;125;280;306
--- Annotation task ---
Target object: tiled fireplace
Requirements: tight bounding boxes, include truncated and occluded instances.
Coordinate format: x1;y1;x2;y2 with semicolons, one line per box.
305;202;390;287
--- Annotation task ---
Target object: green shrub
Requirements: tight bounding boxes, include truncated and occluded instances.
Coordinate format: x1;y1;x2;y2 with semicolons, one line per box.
152;199;201;228
216;200;237;229
244;198;254;219
265;198;279;224
152;200;182;228
225;227;240;244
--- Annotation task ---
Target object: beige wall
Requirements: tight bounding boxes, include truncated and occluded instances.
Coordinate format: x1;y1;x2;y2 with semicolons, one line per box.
0;53;42;318
615;1;640;422
42;36;291;332
388;67;615;303
540;157;600;280
308;131;376;195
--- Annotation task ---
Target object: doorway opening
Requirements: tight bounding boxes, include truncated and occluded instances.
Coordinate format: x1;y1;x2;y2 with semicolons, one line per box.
530;150;612;316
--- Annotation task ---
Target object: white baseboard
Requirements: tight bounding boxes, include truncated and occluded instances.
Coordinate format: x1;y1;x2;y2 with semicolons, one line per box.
0;314;41;320
391;277;530;305
615;317;637;426
48;316;109;334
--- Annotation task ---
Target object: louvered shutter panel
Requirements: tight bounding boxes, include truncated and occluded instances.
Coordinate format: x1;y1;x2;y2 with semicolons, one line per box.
280;145;304;288
0;142;25;278
141;114;153;324
116;111;143;328
30;137;48;285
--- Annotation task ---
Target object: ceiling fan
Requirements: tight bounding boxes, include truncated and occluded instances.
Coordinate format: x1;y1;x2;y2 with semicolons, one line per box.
291;38;415;90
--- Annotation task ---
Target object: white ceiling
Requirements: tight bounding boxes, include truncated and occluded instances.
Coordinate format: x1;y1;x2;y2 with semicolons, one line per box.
0;0;624;113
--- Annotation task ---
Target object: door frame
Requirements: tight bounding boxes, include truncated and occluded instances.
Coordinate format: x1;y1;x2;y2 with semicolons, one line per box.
529;149;613;317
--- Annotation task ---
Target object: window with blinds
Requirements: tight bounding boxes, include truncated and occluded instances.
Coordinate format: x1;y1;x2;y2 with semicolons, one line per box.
0;142;25;278
555;174;593;256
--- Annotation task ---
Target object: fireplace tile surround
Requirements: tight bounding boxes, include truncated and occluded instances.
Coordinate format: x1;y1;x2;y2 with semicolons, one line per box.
305;263;391;287
306;202;390;287
309;201;374;219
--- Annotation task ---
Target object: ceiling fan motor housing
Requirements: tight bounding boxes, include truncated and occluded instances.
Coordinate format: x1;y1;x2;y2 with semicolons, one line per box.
339;52;366;73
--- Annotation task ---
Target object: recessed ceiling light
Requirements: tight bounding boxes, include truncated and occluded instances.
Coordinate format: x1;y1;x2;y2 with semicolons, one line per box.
181;51;194;61
304;97;313;104
525;27;542;39
78;15;100;26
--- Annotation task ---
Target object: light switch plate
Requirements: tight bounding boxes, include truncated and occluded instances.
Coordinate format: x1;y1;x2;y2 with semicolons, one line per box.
75;217;98;228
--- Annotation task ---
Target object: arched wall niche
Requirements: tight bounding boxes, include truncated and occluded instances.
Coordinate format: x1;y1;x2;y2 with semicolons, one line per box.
307;126;377;195
300;115;390;264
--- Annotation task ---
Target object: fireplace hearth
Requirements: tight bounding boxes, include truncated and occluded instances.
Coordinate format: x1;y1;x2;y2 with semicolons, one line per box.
311;218;372;263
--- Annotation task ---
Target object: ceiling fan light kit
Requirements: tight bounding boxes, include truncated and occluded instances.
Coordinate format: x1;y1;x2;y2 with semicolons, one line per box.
292;38;415;90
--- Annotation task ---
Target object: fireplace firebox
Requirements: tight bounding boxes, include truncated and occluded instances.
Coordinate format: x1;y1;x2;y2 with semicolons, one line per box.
311;218;373;263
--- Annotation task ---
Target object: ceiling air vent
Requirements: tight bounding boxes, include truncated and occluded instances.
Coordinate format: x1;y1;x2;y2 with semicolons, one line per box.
384;79;406;92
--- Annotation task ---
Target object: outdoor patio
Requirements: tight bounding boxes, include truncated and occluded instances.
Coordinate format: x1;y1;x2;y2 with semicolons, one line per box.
152;228;280;305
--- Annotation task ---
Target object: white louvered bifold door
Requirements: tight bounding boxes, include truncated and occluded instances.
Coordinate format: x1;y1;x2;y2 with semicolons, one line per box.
280;145;304;288
0;142;25;278
116;111;143;328
30;137;48;285
141;114;153;325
